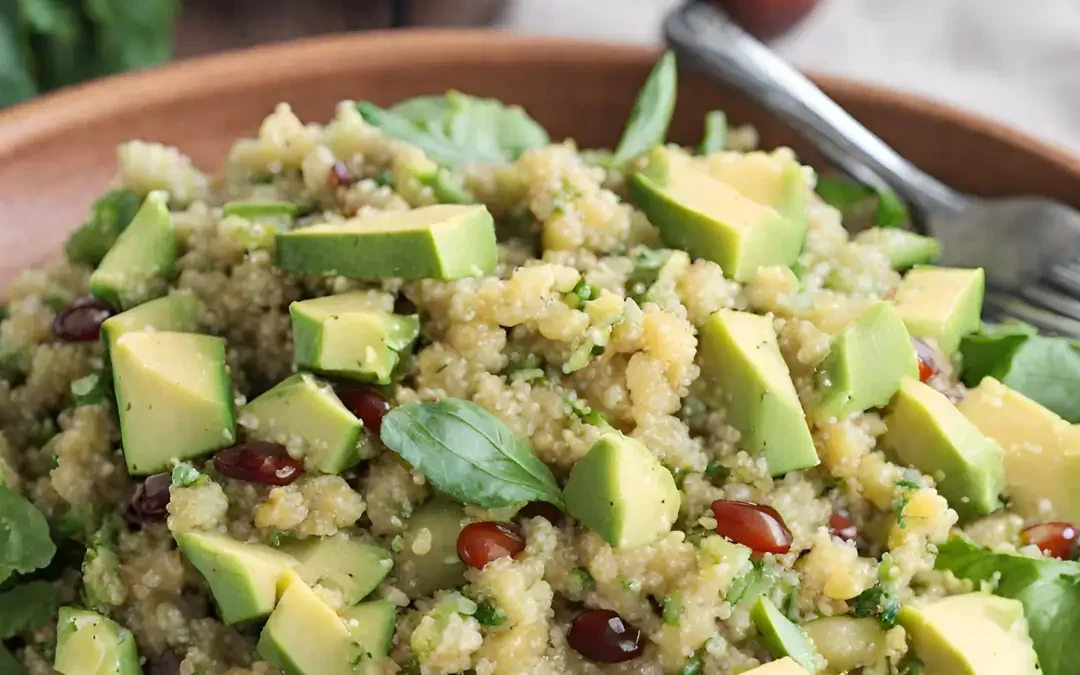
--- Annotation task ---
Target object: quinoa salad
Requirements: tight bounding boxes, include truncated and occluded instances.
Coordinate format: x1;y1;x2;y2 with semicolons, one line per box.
2;52;1077;675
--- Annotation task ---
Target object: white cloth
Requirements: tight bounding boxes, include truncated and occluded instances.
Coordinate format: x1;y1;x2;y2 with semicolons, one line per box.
501;0;1080;152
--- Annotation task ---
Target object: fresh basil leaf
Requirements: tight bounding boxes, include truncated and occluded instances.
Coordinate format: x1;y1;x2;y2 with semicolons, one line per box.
0;485;56;577
612;51;677;164
84;0;177;75
360;91;549;167
935;536;1080;675
380;398;564;509
0;581;57;639
874;186;908;228
960;325;1080;422
815;178;909;228
65;189;143;266
0;644;23;675
698;110;727;155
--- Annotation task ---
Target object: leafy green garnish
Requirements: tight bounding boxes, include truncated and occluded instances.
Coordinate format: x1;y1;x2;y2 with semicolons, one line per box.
662;593;681;626
935;536;1080;675
65;190;142;266
380;398;564;509
473;601;506;627
70;371;109;407
1;2;177;109
612;51;677;164
357;91;550;166
571;567;596;592
680;659;702;675
170;463;204;488
564;396;610;428
892;479;921;529
698;110;727;155
222;201;299;221
851;584;901;628
959;323;1080;422
0;644;22;675
815;177;909;228
0;485;56;583
0;580;58;639
425;169;473;205
727;560;780;607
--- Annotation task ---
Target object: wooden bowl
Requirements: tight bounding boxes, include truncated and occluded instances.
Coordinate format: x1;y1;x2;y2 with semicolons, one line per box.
2;30;1079;288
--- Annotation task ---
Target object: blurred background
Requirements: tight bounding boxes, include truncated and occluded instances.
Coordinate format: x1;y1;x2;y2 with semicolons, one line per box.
3;0;1080;150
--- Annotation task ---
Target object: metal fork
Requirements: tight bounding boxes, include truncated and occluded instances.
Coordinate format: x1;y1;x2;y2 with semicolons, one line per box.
665;1;1080;338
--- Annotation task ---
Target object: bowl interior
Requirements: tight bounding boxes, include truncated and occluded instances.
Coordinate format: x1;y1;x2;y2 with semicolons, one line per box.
2;30;1080;289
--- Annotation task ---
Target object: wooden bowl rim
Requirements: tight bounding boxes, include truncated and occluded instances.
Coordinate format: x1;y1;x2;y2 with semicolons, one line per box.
1;28;1077;178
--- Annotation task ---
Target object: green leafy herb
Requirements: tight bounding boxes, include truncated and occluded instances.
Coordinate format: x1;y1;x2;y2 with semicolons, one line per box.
70;371;109;406
0;485;56;582
627;247;675;299
815;177;909;228
0;580;58;639
935;536;1080;675
267;531;297;548
662;593;681;626
65;190;142;266
425;169;473;205
170;463;204;488
680;659;702;675
851;584;901;628
0;644;22;675
698;110;727;155
564;396;610;428
959;323;1080;422
892;479;921;528
380;398;564;509
473;601;506;626
358;91;549;167
222;201;299;220
727;560;780;607
702;460;729;483
612;51;677;164
571;567;596;592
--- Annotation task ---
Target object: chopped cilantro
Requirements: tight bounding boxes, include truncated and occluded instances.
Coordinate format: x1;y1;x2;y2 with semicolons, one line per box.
662;593;681;626
851;584;901;628
571;568;596;592
171;463;204;488
473;601;506;626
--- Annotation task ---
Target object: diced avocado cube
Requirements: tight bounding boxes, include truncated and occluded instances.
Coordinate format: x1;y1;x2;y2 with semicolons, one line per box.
275;204;496;281
341;600;397;662
222;200;300;220
631;147;807;281
812;303;919;424
65;189;143;267
958;377;1080;525
898;593;1039;674
258;577;378;675
100;292;199;359
855;228;942;270
279;534;393;606
174;531;297;625
693;150;809;238
396;500;468;600
563;431;680;548
742;659;812;675
54;607;140;675
239;373;363;474
700;309;819;476
112;331;236;475
884;378;1004;519
750;597;821;674
89;191;177;309
802;616;887;674
894;266;984;356
290;294;419;385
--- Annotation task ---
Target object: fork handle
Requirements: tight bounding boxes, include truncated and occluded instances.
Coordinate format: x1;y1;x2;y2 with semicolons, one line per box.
665;2;971;219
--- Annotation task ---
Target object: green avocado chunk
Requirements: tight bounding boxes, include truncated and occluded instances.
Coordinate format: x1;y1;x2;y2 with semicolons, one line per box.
342;600;397;662
279;534;393;606
54;607;140;675
812;302;919;424
855;227;942;270
258;576;390;675
395;500;468;600
290;293;419;385
113;331;236;475
563;431;680;548
898;593;1039;674
894;266;984;356
65;189;143;267
100;291;199;359
750;597;821;674
239;373;364;474
631;147;807;281
959;377;1080;526
174;531;297;625
802;616;888;674
742;659;811;675
700;309;819;476
89;191;176;309
884;378;1004;518
275;204;497;280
